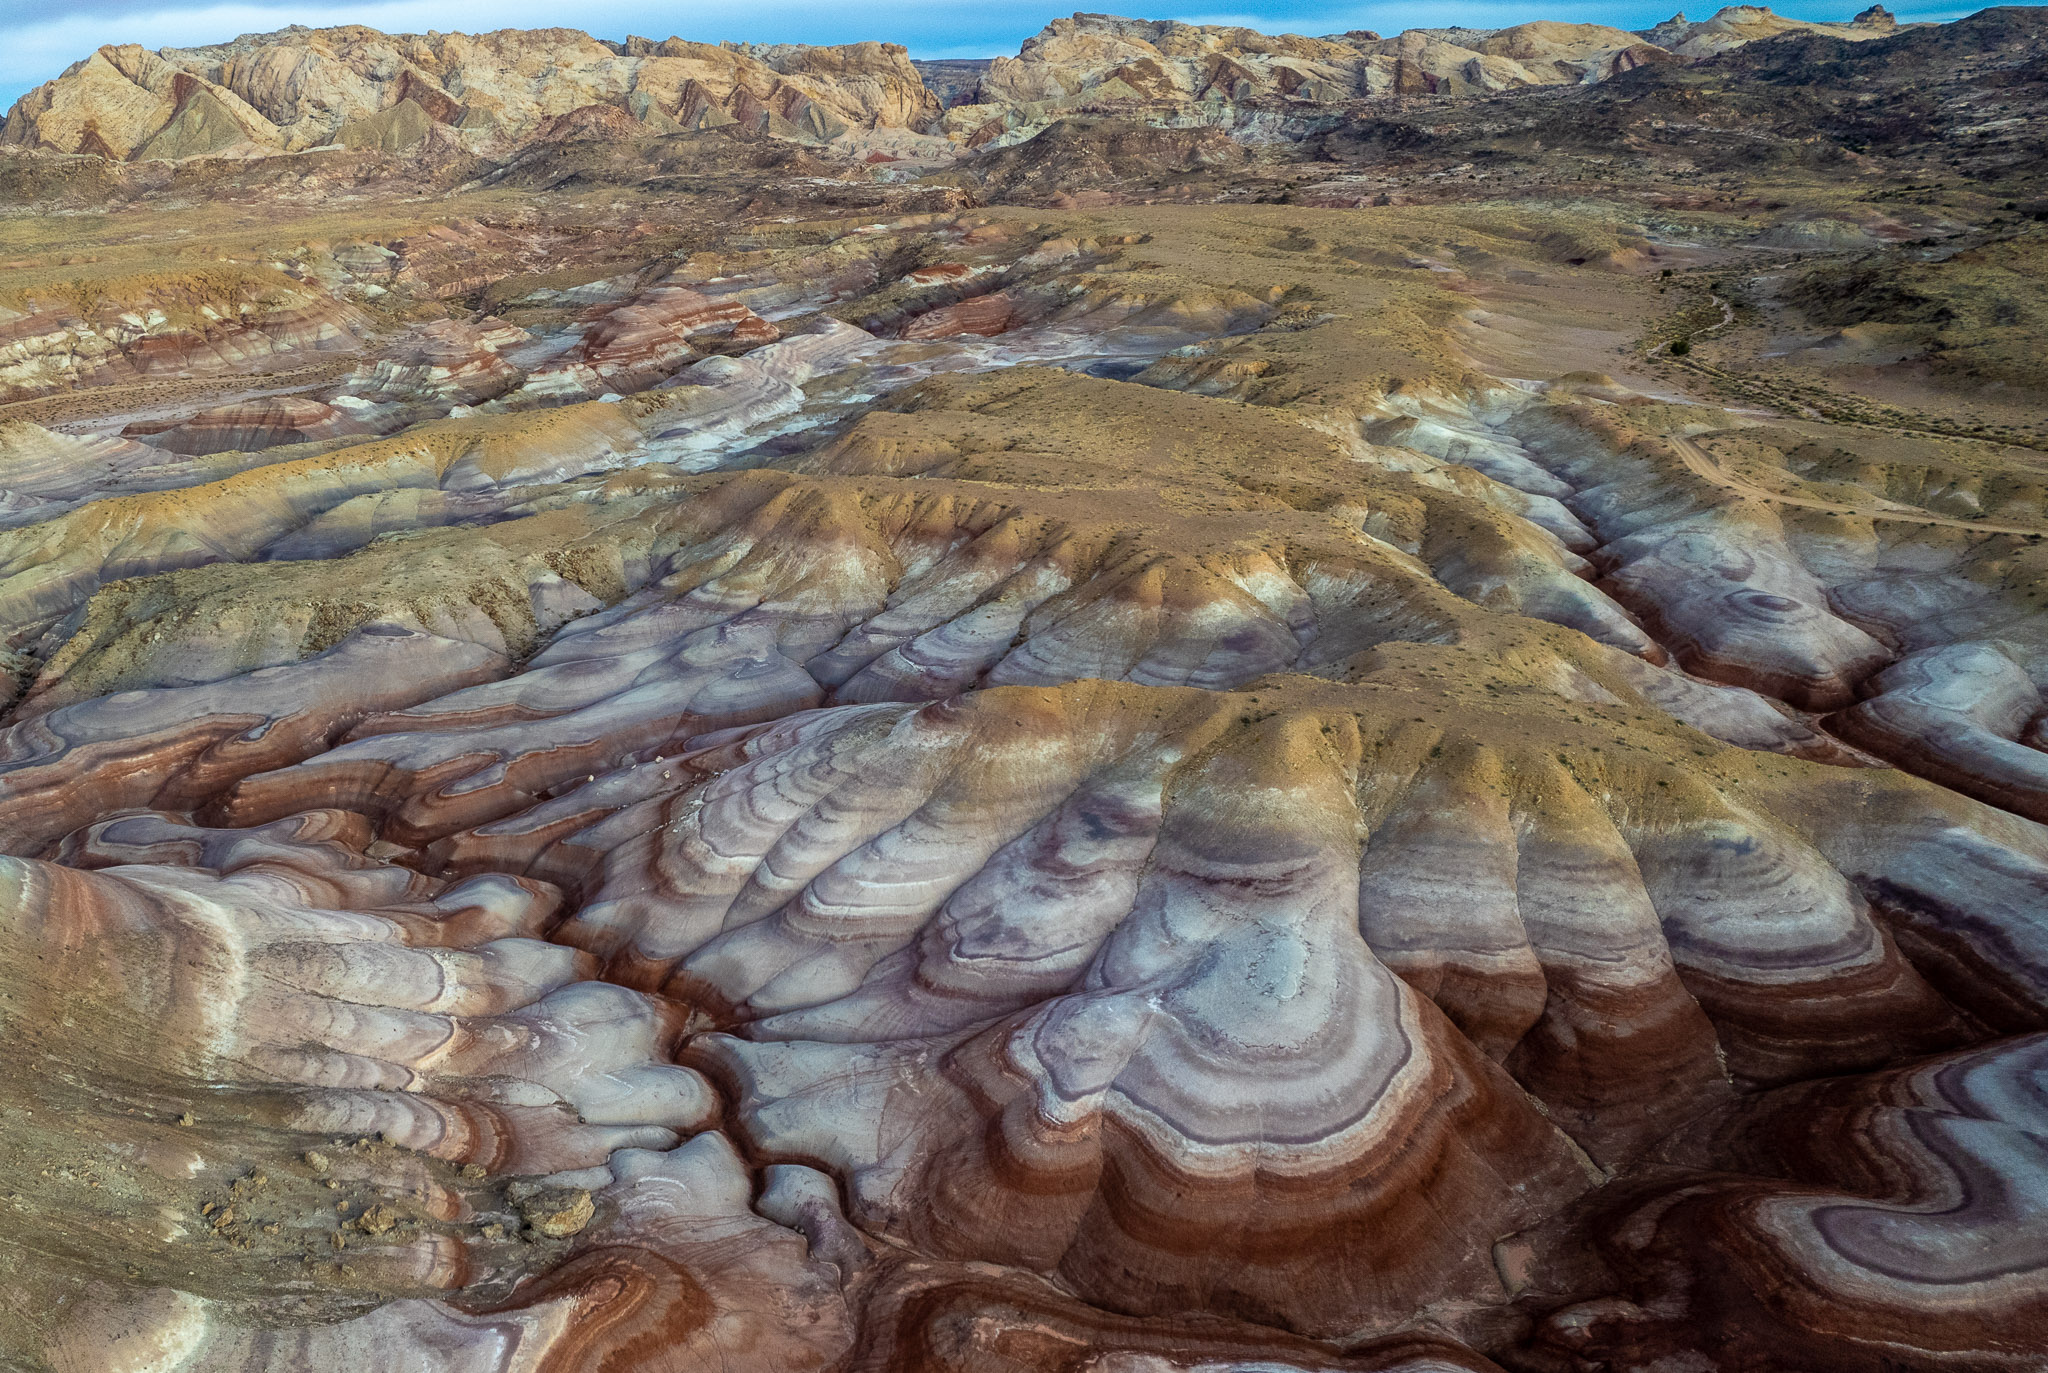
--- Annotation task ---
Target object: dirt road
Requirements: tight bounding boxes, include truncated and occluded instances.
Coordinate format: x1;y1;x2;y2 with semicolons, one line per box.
1667;432;2045;536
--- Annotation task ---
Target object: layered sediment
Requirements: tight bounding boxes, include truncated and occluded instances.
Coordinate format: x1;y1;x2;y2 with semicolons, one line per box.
0;11;2046;1364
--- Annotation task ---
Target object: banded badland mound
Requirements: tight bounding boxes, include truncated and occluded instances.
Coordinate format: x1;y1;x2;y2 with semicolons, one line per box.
0;6;2046;1373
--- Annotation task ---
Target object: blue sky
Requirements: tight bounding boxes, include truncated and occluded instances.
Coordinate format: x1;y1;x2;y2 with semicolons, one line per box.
0;0;2009;113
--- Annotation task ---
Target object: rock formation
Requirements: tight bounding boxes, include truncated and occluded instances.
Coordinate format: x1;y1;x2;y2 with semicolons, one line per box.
0;267;366;402
0;7;2046;1368
1;29;940;159
0;5;1921;168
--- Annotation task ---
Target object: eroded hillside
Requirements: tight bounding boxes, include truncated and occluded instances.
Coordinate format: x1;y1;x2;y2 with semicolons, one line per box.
1;8;2046;1373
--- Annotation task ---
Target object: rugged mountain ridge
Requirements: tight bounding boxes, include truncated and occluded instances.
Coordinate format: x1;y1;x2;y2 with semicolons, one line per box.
0;28;939;162
0;5;1910;165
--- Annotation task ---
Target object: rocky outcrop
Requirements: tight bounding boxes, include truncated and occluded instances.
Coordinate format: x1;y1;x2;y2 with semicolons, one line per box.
332;316;531;411
1639;3;1906;55
0;267;366;402
899;291;1014;337
0;6;1919;167
0;625;506;852
122;394;370;453
520;283;779;401
0;421;171;528
0;400;649;658
1543;1033;2048;1369
957;117;1249;196
43;1134;855;1372
1;28;943;161
937;14;1687;149
1831;641;2048;821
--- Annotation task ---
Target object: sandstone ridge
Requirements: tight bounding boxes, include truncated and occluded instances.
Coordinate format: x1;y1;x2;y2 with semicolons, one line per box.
1;5;1910;164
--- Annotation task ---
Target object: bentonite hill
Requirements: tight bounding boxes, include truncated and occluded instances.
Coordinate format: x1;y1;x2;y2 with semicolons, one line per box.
0;4;2045;1370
